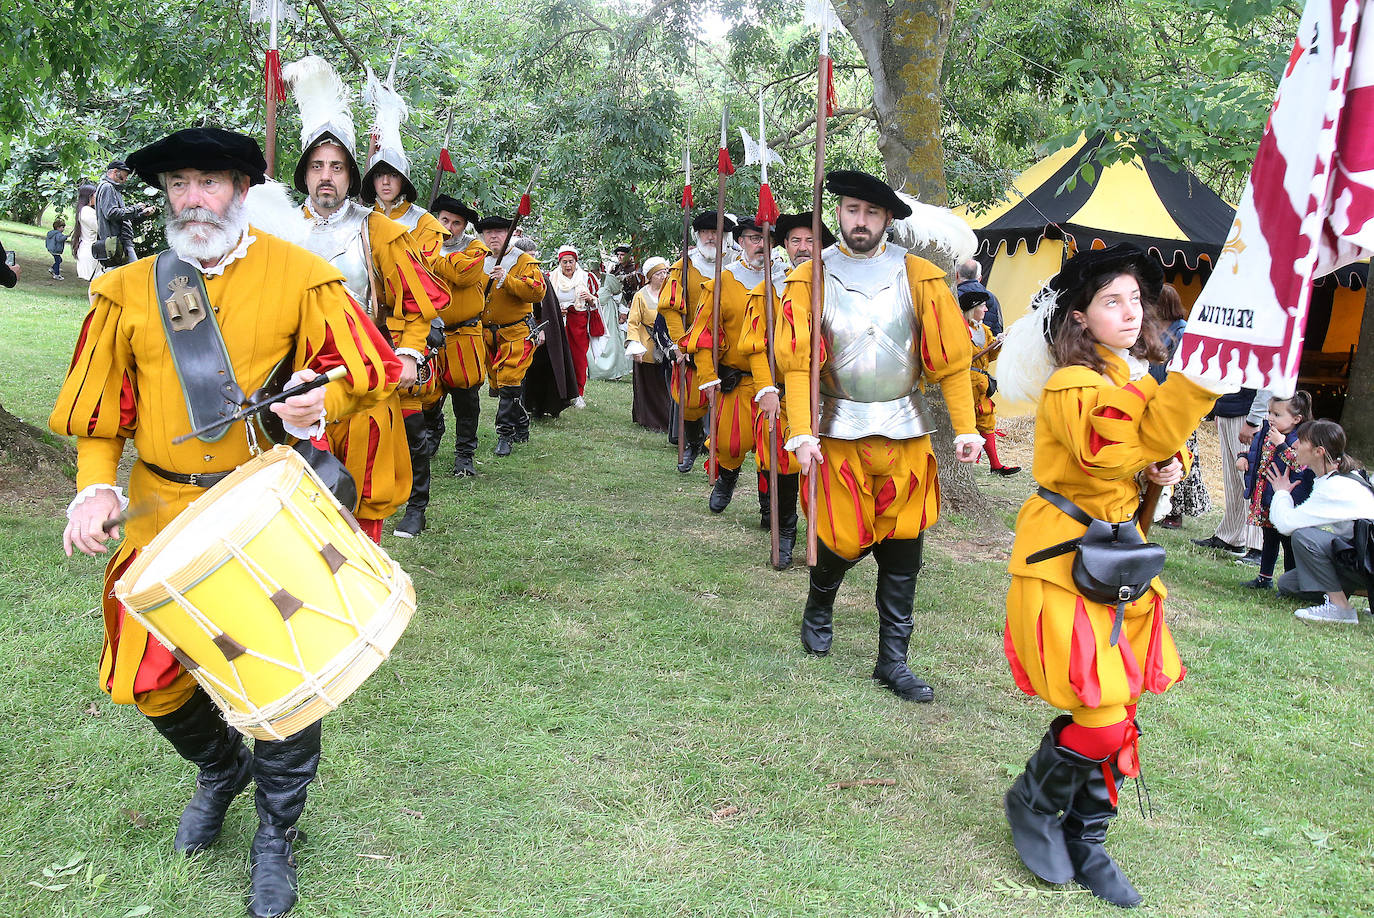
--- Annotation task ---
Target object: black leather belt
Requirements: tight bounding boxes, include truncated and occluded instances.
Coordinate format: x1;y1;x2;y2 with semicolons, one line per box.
142;460;232;489
444;317;481;331
492;318;528;330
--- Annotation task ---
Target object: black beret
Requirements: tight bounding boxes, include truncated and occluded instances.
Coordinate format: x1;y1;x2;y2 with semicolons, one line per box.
774;212;837;249
430;195;479;226
127;128;267;190
824;170;912;219
730;216;763;239
475;215;514;232
692;210;737;232
958;289;991;312
107;159;130;172
1044;243;1165;342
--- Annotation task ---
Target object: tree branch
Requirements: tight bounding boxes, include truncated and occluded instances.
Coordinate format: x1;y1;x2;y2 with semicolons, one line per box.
772;106;875;153
308;0;366;71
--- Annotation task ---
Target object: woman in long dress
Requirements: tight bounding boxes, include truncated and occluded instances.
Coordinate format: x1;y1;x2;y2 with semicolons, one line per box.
997;244;1228;908
74;183;104;283
625;257;672;432
588;264;631;381
548;245;604;406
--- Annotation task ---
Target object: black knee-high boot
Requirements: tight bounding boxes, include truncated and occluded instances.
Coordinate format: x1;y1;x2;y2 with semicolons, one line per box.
775;473;800;570
248;721;323;918
1064;747;1142;907
494;386;526;456
1003;715;1100;886
450;383;481;475
677;418;704;473
870;537;933;702
395;413;430;538
801;540;858;655
422;396;446;462
709;465;741;513
146;689;252;855
758;470;771;530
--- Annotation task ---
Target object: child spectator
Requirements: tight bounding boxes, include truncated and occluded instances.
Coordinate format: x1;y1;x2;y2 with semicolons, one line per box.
1238;391;1314;589
45;218;69;280
959;289;1019;476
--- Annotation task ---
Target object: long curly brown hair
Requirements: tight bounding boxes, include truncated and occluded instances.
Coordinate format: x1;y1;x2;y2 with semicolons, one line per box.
1049;265;1168;374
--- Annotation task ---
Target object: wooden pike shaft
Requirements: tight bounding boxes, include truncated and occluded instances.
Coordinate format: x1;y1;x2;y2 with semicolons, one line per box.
762;219;780;568
676;206;692;466
1136;481;1163;538
428;108;455;205
805;62;829;567
266;87;278;176
707;170;727;485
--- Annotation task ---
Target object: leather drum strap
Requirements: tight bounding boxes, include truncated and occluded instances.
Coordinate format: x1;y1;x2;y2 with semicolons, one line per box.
154;250;245;443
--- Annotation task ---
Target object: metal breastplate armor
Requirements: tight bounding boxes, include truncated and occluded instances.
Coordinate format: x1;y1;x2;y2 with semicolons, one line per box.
304;200;373;311
387;203;422;233
818;243;935;440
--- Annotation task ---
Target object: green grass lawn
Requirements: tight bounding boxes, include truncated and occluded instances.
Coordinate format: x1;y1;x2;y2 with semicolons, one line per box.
1;276;1372;917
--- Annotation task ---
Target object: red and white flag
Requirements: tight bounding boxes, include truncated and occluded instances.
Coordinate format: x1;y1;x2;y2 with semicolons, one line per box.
743;91;782;226
1171;0;1374;396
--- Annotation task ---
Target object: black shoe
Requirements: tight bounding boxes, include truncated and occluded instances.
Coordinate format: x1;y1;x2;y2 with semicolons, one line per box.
494;437;512;457
249;825;302;917
871;538;932;702
709;466;741;513
452;455;476;477
991;465;1022;476
146;690;253;855
1003;715;1097;886
773;473;800;571
1157;512;1182;530
1191;535;1246;557
394;507;425;539
1241;575;1274;589
801;541;856;655
677;440;701;474
1235;548;1262;566
1064;753;1143;907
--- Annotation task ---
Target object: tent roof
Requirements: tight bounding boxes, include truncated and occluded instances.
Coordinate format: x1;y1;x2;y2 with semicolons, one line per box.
956;133;1236;270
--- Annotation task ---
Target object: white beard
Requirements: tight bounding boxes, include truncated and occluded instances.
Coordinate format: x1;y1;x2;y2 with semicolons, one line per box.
167;196;247;264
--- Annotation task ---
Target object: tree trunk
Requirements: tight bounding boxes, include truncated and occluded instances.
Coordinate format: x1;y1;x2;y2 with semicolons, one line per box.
1342;281;1374;464
839;0;991;521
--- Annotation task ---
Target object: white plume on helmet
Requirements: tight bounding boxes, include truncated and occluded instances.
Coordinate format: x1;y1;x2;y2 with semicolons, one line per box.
284;55;356;153
887;192;977;267
244;180;311;247
363;62;410;176
995;283;1061;405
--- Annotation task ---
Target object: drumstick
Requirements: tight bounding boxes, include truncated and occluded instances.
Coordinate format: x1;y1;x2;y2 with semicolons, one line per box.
101;498;162;534
172;366;348;445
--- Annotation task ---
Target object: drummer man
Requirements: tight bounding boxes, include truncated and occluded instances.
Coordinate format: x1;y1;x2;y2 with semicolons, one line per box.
51;128;399;918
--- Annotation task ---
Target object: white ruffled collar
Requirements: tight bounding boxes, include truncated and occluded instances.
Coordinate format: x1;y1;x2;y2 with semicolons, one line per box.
193;231;256;277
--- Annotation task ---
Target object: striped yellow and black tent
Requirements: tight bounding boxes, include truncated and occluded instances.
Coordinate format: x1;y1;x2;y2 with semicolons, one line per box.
954;132;1235;328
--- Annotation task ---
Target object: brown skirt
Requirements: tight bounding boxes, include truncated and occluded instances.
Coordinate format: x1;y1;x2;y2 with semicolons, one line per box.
631;360;671;432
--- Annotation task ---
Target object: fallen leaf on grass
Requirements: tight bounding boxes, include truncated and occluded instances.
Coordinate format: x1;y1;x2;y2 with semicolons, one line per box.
85;702;100;717
825;778;897;789
122;808;149;829
710;804;740;821
400;808;425;819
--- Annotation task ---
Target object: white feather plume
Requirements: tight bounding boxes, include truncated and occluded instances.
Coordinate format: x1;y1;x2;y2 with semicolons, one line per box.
739;127;782;169
886;192;977;269
363;62;409;171
244;180;309;247
283;55;354;149
994;284;1060;405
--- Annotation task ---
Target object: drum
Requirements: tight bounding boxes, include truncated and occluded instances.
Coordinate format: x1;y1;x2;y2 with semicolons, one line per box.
114;446;415;740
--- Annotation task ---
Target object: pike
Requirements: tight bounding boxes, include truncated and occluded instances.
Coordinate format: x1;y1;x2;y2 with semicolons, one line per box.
482;165;541;300
803;0;836;566
251;0;295;174
707;105;735;485
428;107;457;206
747;89;783;568
172;366;348;445
675;140;693;467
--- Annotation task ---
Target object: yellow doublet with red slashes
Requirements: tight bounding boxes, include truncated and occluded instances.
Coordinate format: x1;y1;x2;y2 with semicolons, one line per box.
431;238;490;390
1003;352;1217;727
659;253;711;422
772;250;976;559
50;230;398;716
686;266;758;472
739;277;798;475
482;251;545;388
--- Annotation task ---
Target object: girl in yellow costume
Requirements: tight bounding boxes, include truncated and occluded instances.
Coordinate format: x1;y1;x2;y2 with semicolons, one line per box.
957;288;1019;476
997;244;1225;908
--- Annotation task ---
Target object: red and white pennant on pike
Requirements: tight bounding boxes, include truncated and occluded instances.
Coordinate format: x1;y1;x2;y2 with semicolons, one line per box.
1170;0;1374;396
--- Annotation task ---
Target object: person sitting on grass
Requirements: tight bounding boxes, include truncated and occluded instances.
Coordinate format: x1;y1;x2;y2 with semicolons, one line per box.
1237;391;1314;590
1269;419;1374;624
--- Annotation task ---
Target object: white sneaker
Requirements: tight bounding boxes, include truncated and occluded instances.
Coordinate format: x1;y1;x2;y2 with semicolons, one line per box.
1294;599;1359;624
573;396;586;408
